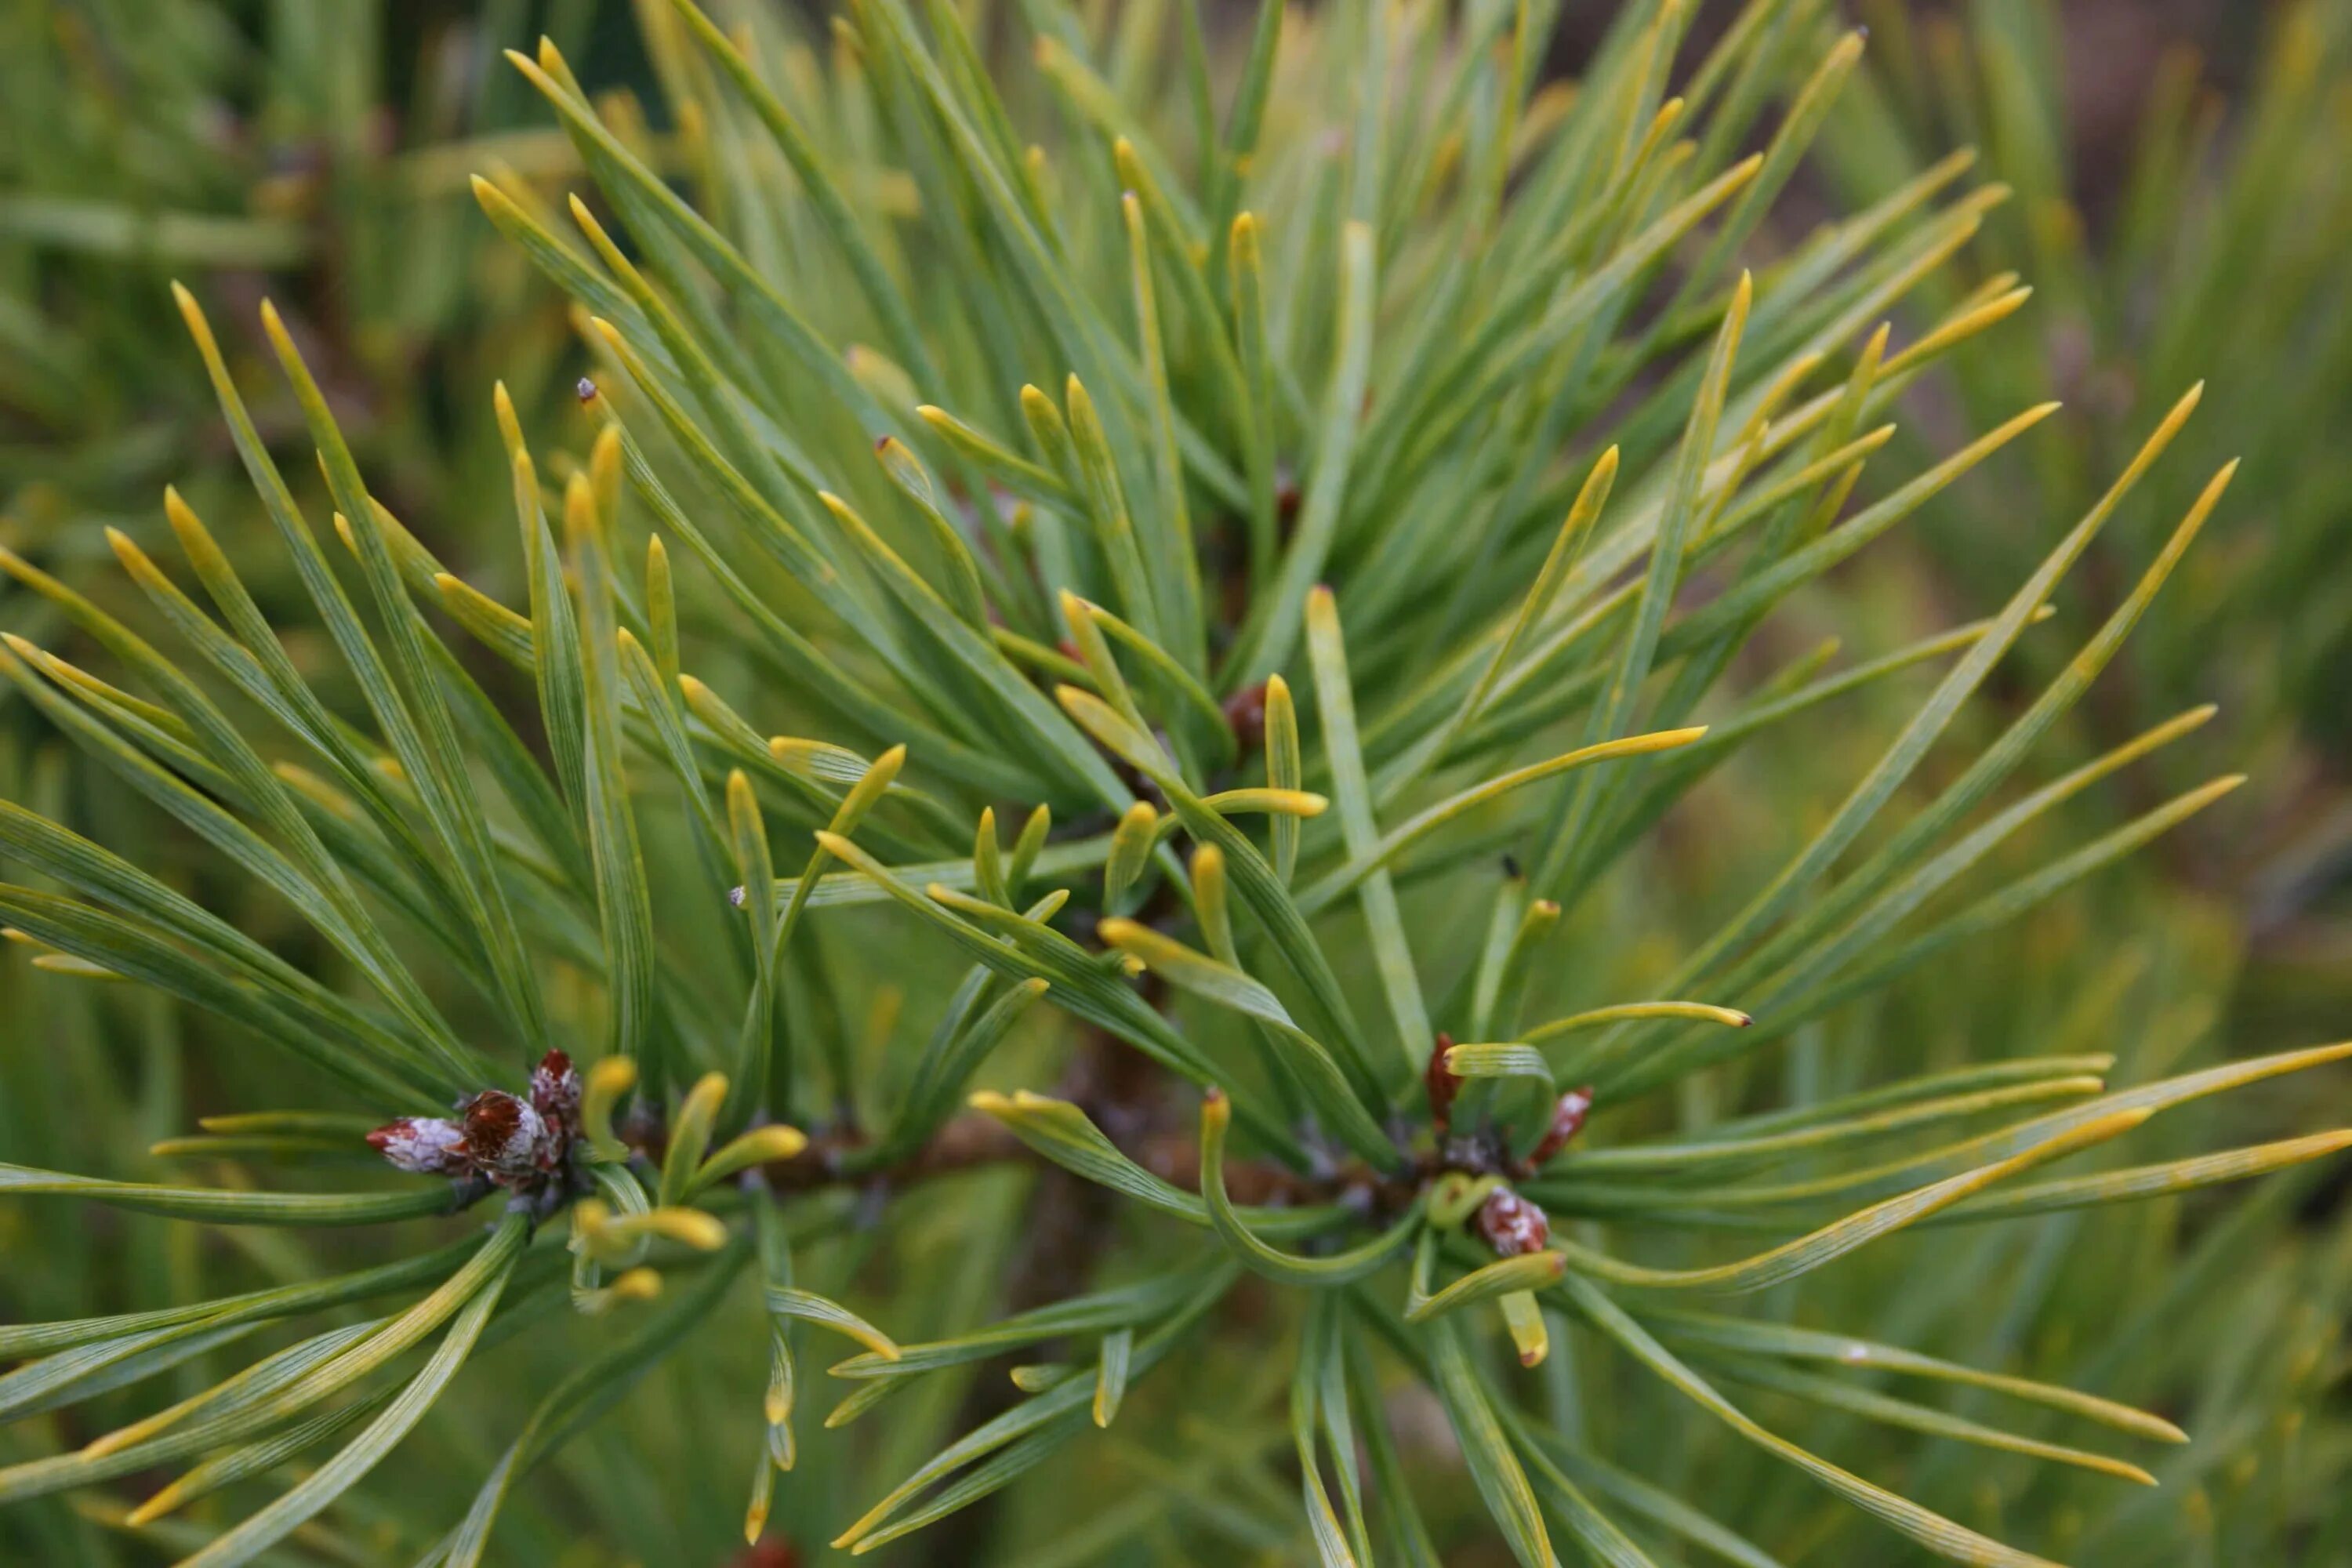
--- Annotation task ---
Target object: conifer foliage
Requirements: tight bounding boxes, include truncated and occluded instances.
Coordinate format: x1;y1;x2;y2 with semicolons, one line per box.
1;2;2346;1564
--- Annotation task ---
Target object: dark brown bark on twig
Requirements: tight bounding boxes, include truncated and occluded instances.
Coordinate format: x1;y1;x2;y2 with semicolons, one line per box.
912;1009;1163;1568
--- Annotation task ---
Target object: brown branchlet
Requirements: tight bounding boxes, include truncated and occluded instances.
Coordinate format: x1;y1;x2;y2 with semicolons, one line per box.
1221;679;1270;753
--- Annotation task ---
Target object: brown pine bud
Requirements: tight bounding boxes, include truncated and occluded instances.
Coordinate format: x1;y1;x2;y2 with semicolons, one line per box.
530;1049;582;1147
1529;1086;1595;1167
1425;1033;1461;1131
461;1091;548;1183
1475;1185;1551;1257
366;1116;469;1175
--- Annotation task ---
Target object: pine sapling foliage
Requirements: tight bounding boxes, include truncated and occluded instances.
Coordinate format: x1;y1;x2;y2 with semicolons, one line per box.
0;2;2345;1565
